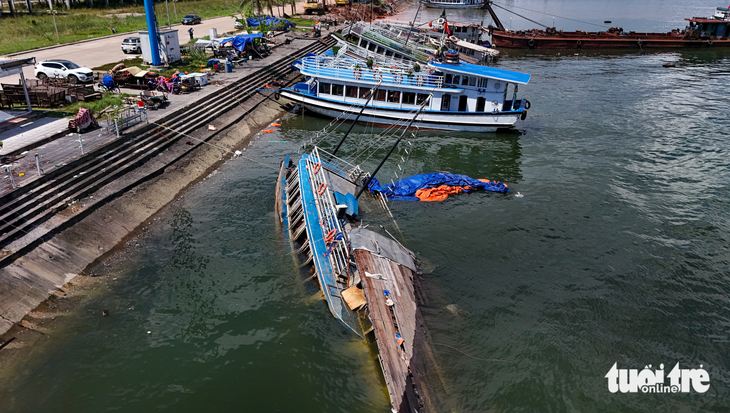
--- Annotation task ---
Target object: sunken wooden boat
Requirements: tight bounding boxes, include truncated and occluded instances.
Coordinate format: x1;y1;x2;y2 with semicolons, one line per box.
275;146;443;412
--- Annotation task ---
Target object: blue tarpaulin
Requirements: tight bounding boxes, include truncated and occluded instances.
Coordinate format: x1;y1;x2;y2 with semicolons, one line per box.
102;75;114;88
246;17;294;30
368;172;509;201
218;33;264;52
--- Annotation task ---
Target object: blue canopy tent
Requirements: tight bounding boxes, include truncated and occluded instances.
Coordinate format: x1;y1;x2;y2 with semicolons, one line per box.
246;17;294;30
218;33;264;52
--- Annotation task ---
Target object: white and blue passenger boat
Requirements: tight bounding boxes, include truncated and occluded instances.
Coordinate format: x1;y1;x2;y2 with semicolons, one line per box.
280;52;531;132
422;0;481;9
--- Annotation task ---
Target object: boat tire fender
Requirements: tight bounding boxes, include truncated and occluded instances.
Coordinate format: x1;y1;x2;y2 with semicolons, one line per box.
576;40;582;47
528;38;535;47
274;92;280;101
437;18;445;25
525;100;531;110
708;39;713;45
521;111;527;121
313;162;321;174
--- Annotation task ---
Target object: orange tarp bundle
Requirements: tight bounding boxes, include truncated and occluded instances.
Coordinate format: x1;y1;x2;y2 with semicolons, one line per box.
262;129;276;134
415;185;473;202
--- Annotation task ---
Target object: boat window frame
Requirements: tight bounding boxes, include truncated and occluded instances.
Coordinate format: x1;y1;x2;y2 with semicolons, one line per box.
461;76;469;86
346;85;358;98
441;94;452;111
402;92;416;105
319;82;331;95
387;90;401;104
476;97;486;112
374;89;387;101
445;74;453;84
469;77;477;87
358;87;371;99
331;83;344;96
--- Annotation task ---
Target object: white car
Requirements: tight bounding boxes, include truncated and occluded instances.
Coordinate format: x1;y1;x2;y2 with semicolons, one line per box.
121;37;141;54
34;60;94;83
234;19;244;29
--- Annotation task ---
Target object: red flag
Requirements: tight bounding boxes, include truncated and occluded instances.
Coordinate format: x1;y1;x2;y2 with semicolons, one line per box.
444;20;451;35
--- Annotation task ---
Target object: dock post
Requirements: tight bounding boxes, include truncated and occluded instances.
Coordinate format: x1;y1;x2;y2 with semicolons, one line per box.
35;153;43;176
78;134;85;154
6;166;16;189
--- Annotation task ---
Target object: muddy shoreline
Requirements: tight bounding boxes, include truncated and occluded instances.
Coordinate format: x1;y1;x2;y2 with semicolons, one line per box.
0;98;290;353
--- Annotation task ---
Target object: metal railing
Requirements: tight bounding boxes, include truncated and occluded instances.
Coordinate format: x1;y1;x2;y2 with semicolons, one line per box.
304;147;352;285
301;56;444;89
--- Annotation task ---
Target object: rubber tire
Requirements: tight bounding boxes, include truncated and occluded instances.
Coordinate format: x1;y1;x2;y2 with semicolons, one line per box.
136;47;141;53
37;72;47;80
525;100;531;110
69;75;79;84
123;49;128;54
521;111;527;121
708;39;713;45
274;92;281;101
528;39;535;47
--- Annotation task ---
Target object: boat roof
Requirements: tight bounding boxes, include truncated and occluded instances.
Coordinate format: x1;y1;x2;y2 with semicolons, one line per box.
453;39;499;55
428;61;531;84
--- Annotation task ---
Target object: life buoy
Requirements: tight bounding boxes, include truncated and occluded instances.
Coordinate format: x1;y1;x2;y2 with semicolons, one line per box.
528;38;535;47
520;111;527;120
525;100;531;110
313;162;321;174
324;229;337;243
437;18;445;25
353;68;362;79
373;70;383;82
274;92;280;100
416;75;425;86
394;73;403;83
371;63;379;70
318;182;327;195
389;65;397;70
428;68;436;75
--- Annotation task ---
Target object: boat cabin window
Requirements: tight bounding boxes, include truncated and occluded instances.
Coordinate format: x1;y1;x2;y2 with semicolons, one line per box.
376;46;385;54
416;93;429;105
359;38;367;48
358;87;371;99
441;94;451;111
332;84;344;96
477;78;488;88
461;76;469;86
368;43;376;51
374;89;387;101
453;75;460;85
346;85;358;98
445;74;453;84
387;90;400;103
385;50;393;57
402;92;416;105
469;77;477;87
458;95;467;111
319;82;331;94
476;97;486;112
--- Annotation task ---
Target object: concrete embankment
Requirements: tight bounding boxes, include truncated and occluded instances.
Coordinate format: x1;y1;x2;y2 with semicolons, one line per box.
0;36;333;339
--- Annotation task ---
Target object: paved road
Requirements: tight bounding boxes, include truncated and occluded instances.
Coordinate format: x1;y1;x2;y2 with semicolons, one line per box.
1;15;239;85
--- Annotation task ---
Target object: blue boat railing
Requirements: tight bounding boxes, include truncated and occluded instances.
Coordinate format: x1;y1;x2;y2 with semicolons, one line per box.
305;147;351;284
301;56;444;89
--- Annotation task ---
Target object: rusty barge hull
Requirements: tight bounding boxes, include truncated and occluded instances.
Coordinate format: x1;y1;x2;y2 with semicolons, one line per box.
492;32;730;49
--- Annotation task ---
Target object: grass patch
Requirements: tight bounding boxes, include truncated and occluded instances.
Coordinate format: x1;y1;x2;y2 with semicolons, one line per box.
0;0;246;55
42;92;135;117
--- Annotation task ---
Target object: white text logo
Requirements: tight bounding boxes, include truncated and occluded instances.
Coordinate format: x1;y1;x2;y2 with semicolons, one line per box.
605;362;710;393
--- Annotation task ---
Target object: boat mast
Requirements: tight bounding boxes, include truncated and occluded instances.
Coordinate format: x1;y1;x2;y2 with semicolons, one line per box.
330;83;381;158
355;96;431;199
404;1;422;47
484;0;505;31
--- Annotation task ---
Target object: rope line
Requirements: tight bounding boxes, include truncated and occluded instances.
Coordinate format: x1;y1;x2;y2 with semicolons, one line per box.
493;2;608;29
434;342;514;363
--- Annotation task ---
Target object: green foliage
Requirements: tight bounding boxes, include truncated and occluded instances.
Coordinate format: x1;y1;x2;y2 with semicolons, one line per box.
413;63;421;73
0;0;247;55
366;58;373;69
332;46;340;56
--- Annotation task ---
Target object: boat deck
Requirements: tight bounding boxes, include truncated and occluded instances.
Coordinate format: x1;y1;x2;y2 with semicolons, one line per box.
352;242;442;412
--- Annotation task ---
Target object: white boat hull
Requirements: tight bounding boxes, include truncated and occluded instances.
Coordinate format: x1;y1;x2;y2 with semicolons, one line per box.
280;90;522;132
